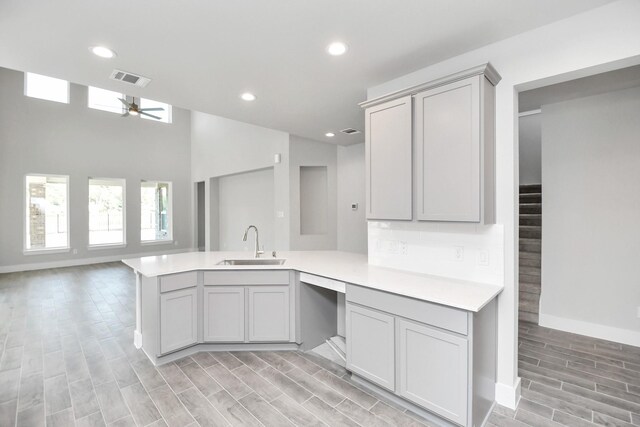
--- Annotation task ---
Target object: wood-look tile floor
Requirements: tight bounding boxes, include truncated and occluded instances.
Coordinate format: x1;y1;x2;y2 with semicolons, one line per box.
489;322;640;427
0;262;434;427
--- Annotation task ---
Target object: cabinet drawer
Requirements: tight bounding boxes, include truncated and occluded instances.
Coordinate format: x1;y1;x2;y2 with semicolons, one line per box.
159;272;198;293
346;284;468;335
203;270;289;286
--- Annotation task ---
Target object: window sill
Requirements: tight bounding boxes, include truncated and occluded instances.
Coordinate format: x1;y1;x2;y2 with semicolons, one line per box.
23;247;70;256
88;243;127;251
141;240;174;246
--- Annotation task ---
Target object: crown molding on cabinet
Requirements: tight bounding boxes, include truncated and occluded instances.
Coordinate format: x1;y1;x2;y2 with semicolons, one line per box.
359;63;502;109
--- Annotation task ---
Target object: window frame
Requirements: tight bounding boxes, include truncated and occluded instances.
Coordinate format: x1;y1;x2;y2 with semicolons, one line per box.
23;173;71;255
87;177;127;250
140;180;173;244
87;86;126;115
24;72;70;104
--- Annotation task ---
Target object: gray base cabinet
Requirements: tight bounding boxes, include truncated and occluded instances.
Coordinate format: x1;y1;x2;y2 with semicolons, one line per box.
203;287;245;342
159;287;198;354
346;303;395;391
398;318;468;425
346;284;496;427
248;286;290;342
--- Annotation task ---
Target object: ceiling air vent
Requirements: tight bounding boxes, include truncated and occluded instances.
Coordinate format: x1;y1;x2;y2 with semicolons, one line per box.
340;128;361;135
109;69;151;88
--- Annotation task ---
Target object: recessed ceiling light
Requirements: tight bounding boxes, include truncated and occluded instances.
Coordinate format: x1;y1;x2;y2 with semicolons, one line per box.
91;46;116;59
325;132;335;137
241;92;256;101
327;42;348;56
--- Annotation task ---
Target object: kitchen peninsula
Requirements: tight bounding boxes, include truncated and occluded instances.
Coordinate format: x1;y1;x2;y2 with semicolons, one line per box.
124;250;502;427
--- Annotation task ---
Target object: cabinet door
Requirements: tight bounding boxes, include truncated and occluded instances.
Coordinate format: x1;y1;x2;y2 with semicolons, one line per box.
160;287;197;354
203;287;245;342
397;318;468;425
415;76;481;222
346;303;395;391
248;286;290;342
365;96;413;220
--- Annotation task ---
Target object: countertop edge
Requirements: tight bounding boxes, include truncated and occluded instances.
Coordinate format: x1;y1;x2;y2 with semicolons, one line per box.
121;254;503;313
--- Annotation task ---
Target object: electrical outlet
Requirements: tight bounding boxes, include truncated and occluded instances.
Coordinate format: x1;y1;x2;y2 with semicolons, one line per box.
453;246;464;262
72;248;78;255
400;241;408;255
276;210;285;218
377;239;400;254
478;249;490;266
351;203;358;211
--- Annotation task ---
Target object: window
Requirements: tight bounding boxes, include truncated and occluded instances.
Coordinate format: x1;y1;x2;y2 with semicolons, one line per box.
89;178;125;247
24;72;69;104
25;175;69;251
141;181;172;242
140;98;172;123
88;86;125;114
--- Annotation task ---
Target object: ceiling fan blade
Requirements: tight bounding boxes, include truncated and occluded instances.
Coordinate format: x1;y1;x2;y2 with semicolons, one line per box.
118;98;130;107
139;107;164;111
139;111;162;120
121;111;129;117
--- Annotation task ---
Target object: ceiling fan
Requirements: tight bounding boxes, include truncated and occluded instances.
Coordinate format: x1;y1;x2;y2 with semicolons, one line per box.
118;97;164;119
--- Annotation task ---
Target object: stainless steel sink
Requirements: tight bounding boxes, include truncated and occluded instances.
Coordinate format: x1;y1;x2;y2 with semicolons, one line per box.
217;258;286;266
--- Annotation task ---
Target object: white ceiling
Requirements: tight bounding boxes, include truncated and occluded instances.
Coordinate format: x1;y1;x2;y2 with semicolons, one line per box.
0;0;615;145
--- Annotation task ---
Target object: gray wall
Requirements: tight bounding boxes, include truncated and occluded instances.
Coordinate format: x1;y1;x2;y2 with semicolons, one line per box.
217;168;275;252
289;136;337;250
519;114;542;185
0;67;192;270
540;86;640;339
337;143;367;254
191;111;290;250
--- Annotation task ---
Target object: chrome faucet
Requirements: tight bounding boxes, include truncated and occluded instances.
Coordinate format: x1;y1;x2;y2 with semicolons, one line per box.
242;225;264;258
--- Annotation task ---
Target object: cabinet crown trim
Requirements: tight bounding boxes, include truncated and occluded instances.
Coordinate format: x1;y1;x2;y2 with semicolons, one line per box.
359;63;501;109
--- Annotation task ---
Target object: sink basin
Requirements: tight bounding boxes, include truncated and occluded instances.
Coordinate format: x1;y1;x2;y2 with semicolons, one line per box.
217;258;286;266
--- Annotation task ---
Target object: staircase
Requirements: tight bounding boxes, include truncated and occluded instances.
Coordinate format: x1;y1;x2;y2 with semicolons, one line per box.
519;184;542;324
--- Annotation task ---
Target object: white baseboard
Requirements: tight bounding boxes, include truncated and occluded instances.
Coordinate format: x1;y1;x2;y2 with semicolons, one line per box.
0;247;196;273
495;377;521;410
539;313;640;347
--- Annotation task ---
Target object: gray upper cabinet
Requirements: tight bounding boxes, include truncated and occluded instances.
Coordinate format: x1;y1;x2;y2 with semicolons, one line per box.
360;63;499;224
415;75;495;223
365;96;413;220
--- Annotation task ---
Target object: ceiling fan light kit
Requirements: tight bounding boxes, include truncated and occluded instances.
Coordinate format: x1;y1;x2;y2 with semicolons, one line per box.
118;97;164;120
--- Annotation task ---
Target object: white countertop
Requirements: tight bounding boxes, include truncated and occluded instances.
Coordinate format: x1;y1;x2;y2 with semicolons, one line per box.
122;251;502;312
